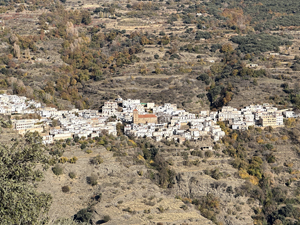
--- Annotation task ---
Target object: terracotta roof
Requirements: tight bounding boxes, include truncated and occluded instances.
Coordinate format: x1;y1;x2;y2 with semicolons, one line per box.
133;109;138;111
138;114;157;118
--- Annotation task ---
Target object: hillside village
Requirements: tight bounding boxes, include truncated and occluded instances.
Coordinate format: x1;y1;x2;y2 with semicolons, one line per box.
3;0;300;224
0;94;297;146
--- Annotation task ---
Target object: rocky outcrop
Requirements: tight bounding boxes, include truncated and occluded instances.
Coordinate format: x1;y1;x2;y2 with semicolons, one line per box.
9;34;18;44
24;48;30;59
66;21;78;38
66;22;91;52
13;43;20;59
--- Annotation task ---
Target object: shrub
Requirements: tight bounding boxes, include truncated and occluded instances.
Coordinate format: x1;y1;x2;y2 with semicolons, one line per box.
74;136;79;142
282;135;289;141
48;158;56;166
62;186;70;193
267;154;276;163
68;156;78;163
195;31;212;40
211;168;222;180
158;205;165;213
52;164;63;176
211;44;222;52
103;215;111;222
180;204;188;210
205;150;213;158
123;207;135;213
85;149;92;154
197;73;210;82
74;208;92;223
87;174;98;186
285;118;296;127
69;172;76;179
191;150;203;158
90;155;103;165
59;157;68;163
213;144;220;150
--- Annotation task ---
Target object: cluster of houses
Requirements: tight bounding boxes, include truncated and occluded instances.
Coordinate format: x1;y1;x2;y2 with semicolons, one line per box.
0;94;41;114
0;94;117;144
102;98;295;144
219;104;287;130
0;94;297;145
120;101;295;143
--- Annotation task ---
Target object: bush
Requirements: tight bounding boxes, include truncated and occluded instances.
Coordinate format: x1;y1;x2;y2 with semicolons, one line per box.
158;205;165;213
87;174;98;186
267;154;276;163
62;186;70;193
69;172;76;179
180;204;188;210
205;150;213;158
74;208;92;223
191;150;203;158
211;44;222;52
74;136;79;142
48;158;57;166
197;73;210;85
195;31;212;40
90;155;103;165
211;168;222;180
103;215;111;222
52;164;63;176
59;157;68;163
197;94;205;99
68;156;78;164
85;149;92;154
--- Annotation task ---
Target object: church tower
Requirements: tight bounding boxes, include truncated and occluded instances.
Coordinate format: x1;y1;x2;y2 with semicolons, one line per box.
133;109;139;124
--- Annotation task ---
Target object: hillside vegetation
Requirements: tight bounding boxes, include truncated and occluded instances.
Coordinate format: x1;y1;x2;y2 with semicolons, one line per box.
1;0;300;224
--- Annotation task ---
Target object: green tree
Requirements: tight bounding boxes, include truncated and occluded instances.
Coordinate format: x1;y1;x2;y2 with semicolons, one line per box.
0;132;52;224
